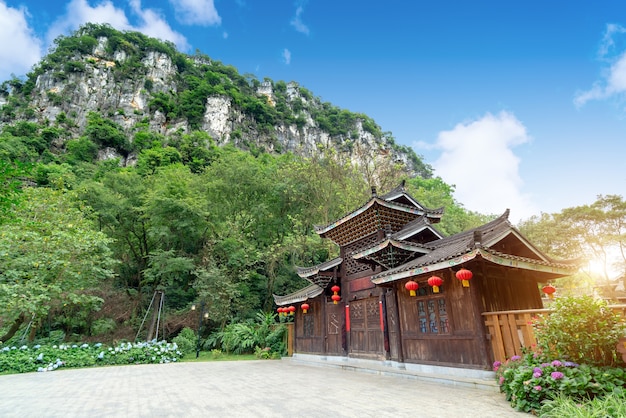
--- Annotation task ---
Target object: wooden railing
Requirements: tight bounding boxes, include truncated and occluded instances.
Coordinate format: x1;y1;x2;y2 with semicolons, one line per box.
483;305;626;362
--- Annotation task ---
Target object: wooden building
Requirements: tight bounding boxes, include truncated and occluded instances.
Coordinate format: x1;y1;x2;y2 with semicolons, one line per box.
274;183;578;370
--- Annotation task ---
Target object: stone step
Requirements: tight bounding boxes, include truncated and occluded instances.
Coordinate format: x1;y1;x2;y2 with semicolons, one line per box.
287;354;500;392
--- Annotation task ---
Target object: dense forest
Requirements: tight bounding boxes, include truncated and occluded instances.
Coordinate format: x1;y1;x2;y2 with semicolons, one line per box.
9;24;621;348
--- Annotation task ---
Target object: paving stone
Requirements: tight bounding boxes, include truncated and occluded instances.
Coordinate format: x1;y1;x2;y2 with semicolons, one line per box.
0;359;526;417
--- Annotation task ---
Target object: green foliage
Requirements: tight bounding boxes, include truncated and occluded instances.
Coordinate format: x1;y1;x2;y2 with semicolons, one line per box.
0;340;182;374
0;187;115;337
90;318;116;336
540;388;626;417
172;327;197;356
495;352;626;414
205;312;286;357
533;296;626;367
85;112;131;154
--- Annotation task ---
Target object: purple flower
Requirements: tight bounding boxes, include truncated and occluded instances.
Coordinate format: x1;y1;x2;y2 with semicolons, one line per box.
533;385;542;391
493;361;502;370
511;355;521;361
551;360;563;367
564;361;578;367
551;372;564;380
533;371;542;378
541;363;550;368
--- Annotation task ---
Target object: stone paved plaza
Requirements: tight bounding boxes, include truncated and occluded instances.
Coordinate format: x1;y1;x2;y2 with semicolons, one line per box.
0;359;526;417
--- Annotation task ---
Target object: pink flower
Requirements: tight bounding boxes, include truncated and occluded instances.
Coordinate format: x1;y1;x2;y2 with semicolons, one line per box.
533;385;542;391
551;372;564;380
551;360;563;367
499;376;505;385
493;361;501;371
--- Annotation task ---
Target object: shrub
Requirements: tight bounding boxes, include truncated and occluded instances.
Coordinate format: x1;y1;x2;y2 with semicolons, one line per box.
91;318;117;336
0;340;182;374
172;327;197;356
533;295;626;367
495;351;626;413
540;387;626;417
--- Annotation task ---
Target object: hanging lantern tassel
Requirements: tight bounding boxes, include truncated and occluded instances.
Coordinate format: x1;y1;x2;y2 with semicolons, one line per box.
456;268;473;287
405;280;419;297
301;303;310;314
542;284;556;299
427;275;443;293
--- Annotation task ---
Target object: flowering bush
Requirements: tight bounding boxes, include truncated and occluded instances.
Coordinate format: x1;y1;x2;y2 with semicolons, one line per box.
0;340;182;374
533;295;626;367
495;351;626;413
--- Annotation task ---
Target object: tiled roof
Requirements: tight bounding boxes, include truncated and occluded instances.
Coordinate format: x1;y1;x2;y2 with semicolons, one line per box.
295;257;342;277
273;283;324;306
371;210;580;284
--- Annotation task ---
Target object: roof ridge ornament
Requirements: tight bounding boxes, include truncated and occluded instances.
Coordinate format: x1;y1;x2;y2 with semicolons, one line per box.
371;186;377;197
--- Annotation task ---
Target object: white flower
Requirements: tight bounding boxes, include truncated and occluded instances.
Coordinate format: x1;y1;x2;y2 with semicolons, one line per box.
37;353;44;361
20;345;28;350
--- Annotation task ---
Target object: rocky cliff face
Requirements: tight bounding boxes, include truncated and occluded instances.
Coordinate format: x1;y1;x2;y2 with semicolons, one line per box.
1;27;425;177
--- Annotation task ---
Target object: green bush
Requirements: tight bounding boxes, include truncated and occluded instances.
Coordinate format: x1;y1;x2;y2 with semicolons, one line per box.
540;387;626;417
172;327;197;356
205;312;286;357
91;318;117;336
495;352;626;413
533;295;626;367
0;340;182;374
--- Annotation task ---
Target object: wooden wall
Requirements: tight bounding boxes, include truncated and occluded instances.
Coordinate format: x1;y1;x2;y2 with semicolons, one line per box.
394;265;491;368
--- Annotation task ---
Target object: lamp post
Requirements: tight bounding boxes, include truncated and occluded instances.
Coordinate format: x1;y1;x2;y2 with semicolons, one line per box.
191;302;209;358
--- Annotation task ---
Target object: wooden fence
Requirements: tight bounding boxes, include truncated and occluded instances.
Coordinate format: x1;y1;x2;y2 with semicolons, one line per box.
483;305;626;362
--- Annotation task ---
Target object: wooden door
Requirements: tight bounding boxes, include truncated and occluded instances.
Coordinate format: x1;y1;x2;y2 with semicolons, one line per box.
385;291;401;361
325;301;343;355
349;297;384;357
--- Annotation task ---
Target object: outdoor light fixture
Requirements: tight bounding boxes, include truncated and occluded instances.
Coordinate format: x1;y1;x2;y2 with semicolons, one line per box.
405;280;419;296
456;268;473;287
427;275;443;293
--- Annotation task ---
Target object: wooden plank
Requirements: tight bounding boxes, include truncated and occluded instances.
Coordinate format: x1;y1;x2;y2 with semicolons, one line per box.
487;314;506;362
519;313;536;349
506;313;522;356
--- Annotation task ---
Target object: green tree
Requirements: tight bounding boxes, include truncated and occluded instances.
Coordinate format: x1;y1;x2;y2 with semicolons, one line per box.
0;187;115;342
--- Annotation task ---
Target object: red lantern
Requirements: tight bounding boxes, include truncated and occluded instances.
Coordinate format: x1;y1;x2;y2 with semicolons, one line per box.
288;306;296;315
405;280;419;297
277;307;283;316
456;268;473;287
301;303;310;314
427;275;443;293
331;285;340;295
542;284;556;299
331;294;341;305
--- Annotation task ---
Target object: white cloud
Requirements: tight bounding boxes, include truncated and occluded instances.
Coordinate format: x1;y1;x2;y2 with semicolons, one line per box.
575;24;626;107
282;48;291;65
169;0;221;26
47;0;189;52
0;2;43;81
431;112;537;221
290;4;309;35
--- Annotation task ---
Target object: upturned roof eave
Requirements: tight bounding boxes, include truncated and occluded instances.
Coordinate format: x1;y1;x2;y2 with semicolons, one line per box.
273;284;324;306
371;248;580;285
313;197;441;236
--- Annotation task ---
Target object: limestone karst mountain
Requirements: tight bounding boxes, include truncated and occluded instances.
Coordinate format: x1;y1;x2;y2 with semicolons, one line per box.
0;24;431;181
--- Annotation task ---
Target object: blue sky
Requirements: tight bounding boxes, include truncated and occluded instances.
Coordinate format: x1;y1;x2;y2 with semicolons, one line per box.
1;0;626;222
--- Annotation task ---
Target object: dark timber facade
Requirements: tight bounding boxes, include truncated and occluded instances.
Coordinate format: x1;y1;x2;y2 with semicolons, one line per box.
274;183;578;369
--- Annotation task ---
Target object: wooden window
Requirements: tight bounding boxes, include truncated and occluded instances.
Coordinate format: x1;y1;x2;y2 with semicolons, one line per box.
416;287;449;335
303;313;314;337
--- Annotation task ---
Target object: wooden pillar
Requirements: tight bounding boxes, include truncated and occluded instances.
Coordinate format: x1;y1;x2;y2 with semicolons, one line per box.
286;323;294;356
473;262;495;368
